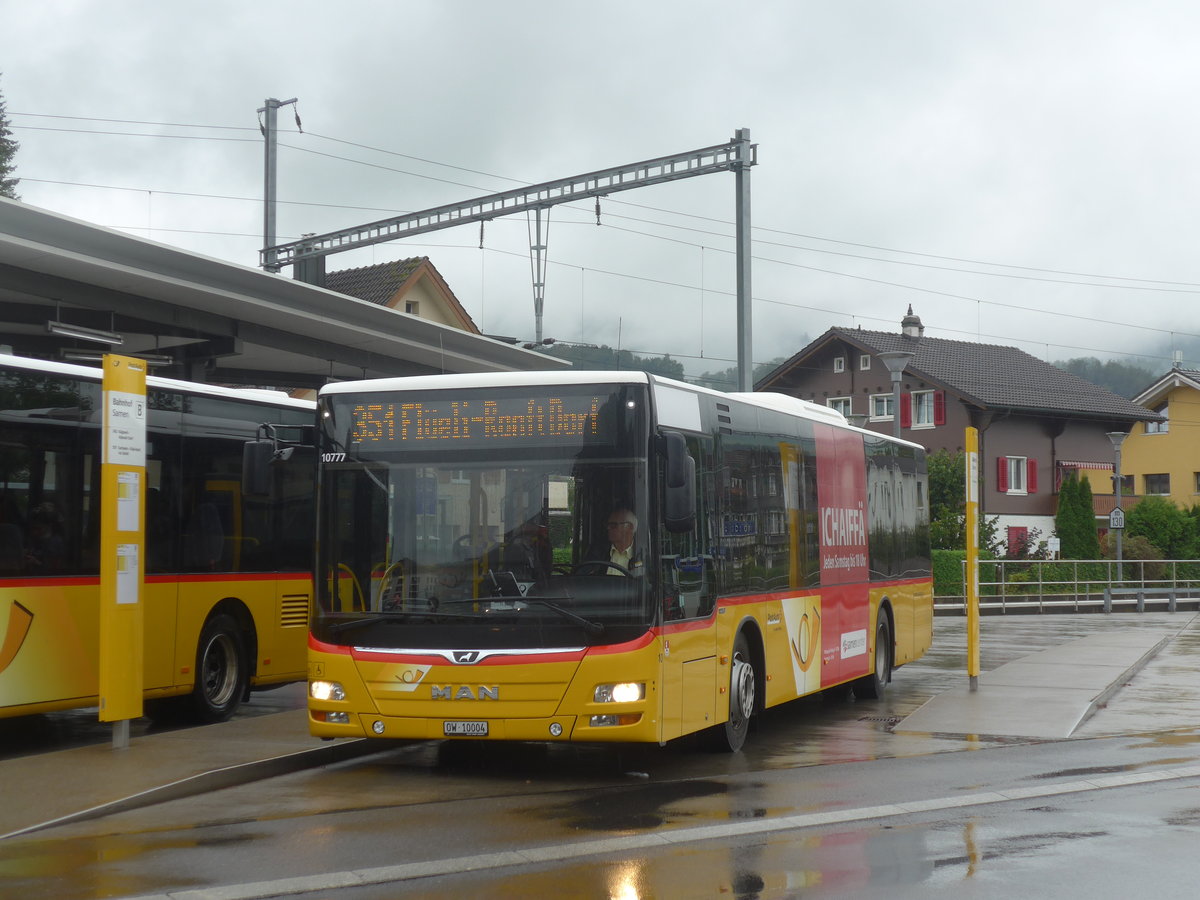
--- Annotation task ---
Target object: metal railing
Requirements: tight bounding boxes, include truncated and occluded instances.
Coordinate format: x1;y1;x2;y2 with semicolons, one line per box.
937;559;1200;614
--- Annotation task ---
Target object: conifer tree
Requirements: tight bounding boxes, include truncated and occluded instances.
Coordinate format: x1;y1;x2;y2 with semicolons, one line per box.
1075;474;1100;558
1055;471;1101;558
1054;471;1081;557
0;75;19;200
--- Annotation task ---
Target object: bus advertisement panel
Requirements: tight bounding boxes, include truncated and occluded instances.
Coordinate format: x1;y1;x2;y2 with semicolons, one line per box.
307;371;932;751
0;354;314;721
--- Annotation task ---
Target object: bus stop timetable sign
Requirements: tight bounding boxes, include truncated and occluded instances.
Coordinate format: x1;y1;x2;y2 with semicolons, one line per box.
99;354;147;735
103;388;147;466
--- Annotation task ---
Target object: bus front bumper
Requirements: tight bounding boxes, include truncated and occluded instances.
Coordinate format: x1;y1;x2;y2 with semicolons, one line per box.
309;710;655;743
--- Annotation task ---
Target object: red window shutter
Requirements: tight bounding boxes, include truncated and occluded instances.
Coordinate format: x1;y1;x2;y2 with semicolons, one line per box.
1027;459;1038;494
997;457;1009;492
1007;526;1028;557
934;391;946;425
899;392;912;429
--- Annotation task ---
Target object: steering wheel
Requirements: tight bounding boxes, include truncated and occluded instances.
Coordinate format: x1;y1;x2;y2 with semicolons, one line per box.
570;559;633;577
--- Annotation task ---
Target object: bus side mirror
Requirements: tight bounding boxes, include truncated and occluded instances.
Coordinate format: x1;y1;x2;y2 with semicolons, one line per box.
242;439;275;498
662;431;696;533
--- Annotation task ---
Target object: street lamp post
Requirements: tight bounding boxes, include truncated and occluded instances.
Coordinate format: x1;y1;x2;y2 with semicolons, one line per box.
877;350;916;439
1107;431;1128;576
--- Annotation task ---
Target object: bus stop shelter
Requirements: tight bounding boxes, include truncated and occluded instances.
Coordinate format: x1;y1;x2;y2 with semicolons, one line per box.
0;197;564;388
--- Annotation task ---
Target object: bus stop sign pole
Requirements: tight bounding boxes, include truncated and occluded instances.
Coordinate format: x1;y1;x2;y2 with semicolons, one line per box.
965;427;981;692
98;354;147;749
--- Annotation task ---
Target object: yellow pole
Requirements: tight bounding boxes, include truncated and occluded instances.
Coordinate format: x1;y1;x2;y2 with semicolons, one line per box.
965;427;980;691
98;355;148;747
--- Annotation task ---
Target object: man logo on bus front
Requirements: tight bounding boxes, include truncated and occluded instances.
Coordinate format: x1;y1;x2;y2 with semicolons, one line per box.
453;650;481;664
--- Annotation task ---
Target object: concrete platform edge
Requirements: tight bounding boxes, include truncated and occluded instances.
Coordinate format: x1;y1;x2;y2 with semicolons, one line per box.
1080;632;1172;728
1;738;382;841
895;627;1179;741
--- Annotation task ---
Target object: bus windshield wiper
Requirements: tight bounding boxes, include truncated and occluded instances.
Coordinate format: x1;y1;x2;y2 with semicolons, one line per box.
519;598;605;636
327;610;481;633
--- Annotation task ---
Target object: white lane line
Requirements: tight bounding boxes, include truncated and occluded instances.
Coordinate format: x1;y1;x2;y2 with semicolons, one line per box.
119;764;1200;900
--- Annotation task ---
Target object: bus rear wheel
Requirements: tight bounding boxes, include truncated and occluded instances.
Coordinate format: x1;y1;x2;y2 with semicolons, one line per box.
712;632;756;752
854;614;891;700
189;613;249;722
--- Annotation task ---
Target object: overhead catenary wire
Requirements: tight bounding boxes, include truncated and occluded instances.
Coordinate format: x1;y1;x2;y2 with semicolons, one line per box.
10;111;1197;369
18;113;1192;290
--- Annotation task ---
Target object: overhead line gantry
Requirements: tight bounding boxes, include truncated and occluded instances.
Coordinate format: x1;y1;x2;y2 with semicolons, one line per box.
262;128;758;389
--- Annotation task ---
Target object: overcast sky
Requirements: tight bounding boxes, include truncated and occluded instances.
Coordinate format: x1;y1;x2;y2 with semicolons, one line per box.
3;1;1198;378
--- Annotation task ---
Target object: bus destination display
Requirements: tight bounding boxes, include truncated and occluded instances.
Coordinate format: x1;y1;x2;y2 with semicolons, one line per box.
348;392;610;447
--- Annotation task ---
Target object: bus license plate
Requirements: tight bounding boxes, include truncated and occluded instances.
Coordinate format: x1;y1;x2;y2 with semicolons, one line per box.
443;720;488;737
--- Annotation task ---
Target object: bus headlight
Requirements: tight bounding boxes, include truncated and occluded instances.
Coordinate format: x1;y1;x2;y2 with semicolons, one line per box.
310;680;346;702
594;682;645;703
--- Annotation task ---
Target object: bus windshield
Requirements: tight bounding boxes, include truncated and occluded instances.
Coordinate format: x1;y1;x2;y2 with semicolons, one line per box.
315;384;652;648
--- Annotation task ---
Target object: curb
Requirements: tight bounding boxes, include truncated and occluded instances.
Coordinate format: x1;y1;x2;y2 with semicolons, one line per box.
1;738;385;840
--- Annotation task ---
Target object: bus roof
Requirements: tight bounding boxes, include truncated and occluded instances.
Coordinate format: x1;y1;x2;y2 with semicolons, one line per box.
0;353;314;410
318;369;653;396
316;369;927;450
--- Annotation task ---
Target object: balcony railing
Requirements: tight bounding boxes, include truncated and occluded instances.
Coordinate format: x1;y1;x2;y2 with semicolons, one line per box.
1088;493;1144;517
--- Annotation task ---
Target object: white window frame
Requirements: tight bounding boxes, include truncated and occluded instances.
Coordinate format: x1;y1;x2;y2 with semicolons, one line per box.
870;394;893;421
1146;403;1169;434
859;354;872;371
911;390;935;428
828;397;852;417
1144;473;1170;495
1006;455;1028;495
833;356;846;373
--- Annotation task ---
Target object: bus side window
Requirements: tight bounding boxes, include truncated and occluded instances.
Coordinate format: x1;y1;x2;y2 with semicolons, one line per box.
0;522;23;575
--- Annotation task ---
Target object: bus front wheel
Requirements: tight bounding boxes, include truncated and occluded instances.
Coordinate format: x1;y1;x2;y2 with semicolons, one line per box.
713;631;756;752
189;613;249;722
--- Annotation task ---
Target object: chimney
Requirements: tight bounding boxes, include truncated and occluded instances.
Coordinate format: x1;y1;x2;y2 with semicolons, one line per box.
901;304;924;339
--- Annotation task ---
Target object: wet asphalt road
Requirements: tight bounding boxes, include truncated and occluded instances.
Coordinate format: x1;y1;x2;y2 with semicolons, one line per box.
3;612;1200;899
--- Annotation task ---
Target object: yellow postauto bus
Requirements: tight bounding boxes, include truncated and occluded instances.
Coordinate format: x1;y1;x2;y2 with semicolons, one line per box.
306;371;932;751
0;354;314;721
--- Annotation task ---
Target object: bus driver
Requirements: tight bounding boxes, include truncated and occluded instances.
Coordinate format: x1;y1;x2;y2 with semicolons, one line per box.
603;508;643;575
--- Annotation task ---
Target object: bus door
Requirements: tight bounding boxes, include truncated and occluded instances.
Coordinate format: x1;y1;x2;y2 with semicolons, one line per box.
813;424;871;687
656;434;719;741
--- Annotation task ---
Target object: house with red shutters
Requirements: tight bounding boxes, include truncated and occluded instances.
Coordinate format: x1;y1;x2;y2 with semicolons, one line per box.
756;308;1160;554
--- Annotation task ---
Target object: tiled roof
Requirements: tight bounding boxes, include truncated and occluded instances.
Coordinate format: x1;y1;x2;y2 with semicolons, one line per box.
762;326;1160;423
1132;367;1200;407
325;258;425;306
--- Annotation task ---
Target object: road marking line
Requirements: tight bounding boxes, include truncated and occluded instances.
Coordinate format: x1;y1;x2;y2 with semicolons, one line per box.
118;764;1200;900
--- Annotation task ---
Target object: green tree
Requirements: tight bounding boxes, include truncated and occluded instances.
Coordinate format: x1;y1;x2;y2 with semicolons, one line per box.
1054;471;1100;558
1055;357;1155;399
1100;531;1162;562
696;357;789;391
927;449;965;549
1075;474;1100;558
1125;496;1196;559
543;344;685;379
0;75;19;200
924;448;1001;553
1054;471;1080;554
